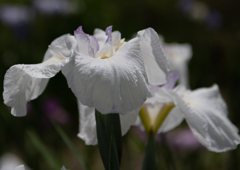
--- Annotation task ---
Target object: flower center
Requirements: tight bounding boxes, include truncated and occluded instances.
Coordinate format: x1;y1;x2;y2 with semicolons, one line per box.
140;103;175;134
96;41;126;60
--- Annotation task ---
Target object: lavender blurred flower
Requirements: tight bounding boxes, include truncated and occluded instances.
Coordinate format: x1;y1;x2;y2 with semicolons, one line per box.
165;127;202;150
33;0;80;15
177;0;194;14
43;97;69;124
0;4;34;26
205;10;222;29
136;73;240;152
178;0;222;28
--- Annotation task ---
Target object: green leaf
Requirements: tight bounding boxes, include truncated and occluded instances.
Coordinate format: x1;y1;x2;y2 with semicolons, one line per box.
142;131;157;170
104;113;122;164
95;109;110;170
109;126;120;170
27;130;61;170
51;121;90;170
95;110;122;170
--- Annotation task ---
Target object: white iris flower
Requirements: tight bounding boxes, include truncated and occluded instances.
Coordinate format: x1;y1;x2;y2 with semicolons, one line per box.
137;73;240;152
62;26;170;115
67;26;170;145
3;26;170;120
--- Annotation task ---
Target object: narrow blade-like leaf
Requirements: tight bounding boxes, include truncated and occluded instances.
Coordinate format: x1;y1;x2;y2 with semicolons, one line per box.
104;113;122;164
109;126;120;170
142;131;156;170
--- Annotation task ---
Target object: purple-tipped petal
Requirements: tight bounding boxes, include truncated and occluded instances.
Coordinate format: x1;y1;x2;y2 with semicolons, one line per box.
89;35;99;54
74;26;95;57
162;73;180;90
105;26;113;43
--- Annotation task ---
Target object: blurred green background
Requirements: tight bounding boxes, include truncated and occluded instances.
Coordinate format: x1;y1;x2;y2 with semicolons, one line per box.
1;0;240;169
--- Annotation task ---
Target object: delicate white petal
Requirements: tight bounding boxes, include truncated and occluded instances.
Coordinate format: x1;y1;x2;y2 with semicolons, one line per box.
14;165;25;170
61;166;69;170
93;28;106;49
175;85;228;116
77;100;139;145
95;42;115;59
137;85;184;133
145;87;184;133
94;28;121;50
94;26;116;59
77;100;98;145
112;31;121;49
137;28;170;85
174;85;240;152
3;34;76;117
120;109;139;135
74;26;94;57
176;63;189;87
162;73;180;90
0;153;25;170
43;34;77;61
145;86;174;105
88;35;99;55
3;57;61;116
164;43;192;87
62;37;149;115
158;107;184;133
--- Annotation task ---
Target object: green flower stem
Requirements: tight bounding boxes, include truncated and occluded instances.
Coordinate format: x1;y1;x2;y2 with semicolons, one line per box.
95;110;122;170
141;103;175;170
142;131;156;170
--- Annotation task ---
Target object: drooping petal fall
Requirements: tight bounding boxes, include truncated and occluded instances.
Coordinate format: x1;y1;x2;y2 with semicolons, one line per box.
3;57;61;116
3;34;76;116
174;85;240;152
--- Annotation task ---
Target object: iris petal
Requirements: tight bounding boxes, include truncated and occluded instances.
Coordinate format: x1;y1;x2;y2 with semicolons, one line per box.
137;28;170;85
3;57;62;116
174;85;240;152
3;34;75;117
62;37;149;114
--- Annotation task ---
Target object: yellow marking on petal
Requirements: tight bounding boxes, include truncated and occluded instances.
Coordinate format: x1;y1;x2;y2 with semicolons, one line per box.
152;103;175;135
139;103;175;135
139;106;152;133
101;56;111;59
116;41;126;51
